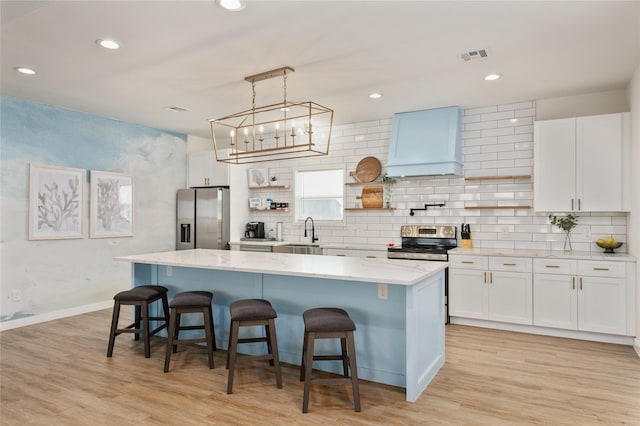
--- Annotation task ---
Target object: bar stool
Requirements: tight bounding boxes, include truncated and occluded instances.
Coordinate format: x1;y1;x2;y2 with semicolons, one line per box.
107;285;169;358
300;307;361;413
164;291;216;373
226;299;282;394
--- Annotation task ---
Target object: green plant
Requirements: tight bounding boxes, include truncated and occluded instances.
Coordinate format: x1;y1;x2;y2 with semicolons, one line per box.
270;176;277;181
549;214;578;232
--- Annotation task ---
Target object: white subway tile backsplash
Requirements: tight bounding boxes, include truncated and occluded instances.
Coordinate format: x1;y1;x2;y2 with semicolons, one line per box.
253;99;625;253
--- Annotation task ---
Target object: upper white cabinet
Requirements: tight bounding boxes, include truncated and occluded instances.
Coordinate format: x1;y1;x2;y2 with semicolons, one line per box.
188;151;229;187
534;112;630;212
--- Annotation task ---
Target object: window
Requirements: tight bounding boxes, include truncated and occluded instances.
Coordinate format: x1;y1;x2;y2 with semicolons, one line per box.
294;168;344;221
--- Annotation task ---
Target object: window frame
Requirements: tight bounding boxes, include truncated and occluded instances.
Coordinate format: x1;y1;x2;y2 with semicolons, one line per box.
293;165;345;223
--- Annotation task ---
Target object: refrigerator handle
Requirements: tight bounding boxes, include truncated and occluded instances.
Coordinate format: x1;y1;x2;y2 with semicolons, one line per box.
180;223;191;243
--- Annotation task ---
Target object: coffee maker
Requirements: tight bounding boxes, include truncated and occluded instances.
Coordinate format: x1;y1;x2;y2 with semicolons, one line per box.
245;221;265;239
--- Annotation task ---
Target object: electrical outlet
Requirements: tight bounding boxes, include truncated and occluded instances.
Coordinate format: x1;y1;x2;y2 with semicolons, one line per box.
501;228;509;238
12;289;21;302
166;266;173;277
378;283;388;300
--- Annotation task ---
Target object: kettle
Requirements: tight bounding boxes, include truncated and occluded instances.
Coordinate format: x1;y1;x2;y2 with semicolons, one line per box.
245;221;265;239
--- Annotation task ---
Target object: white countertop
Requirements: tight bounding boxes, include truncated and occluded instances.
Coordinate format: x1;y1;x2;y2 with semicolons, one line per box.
229;240;388;251
115;249;446;285
448;247;635;262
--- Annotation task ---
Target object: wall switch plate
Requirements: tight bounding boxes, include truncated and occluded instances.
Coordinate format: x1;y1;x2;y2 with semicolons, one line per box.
12;289;21;302
166;266;173;277
378;283;388;300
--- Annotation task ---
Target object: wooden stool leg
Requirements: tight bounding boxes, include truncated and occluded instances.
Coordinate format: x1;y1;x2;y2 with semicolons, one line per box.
134;305;142;341
142;301;151;358
299;331;309;381
208;305;217;351
226;320;240;394
106;301;121;357
267;319;282;389
164;308;178;373
341;337;349;377
161;293;170;327
302;332;315;413
347;331;361;412
265;323;274;366
172;313;181;353
203;307;215;369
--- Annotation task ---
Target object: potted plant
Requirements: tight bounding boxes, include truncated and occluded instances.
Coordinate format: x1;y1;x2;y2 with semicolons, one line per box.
549;214;579;251
381;173;396;208
270;175;278;186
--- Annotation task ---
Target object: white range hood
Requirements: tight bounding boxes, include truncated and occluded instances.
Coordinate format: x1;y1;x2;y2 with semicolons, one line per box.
386;106;462;177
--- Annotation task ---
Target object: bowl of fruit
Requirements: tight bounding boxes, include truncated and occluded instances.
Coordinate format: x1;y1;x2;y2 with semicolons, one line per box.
596;236;623;253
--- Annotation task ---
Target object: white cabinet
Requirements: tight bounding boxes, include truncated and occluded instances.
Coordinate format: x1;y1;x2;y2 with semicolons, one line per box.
323;248;386;259
449;256;532;325
534;112;630;212
188;151;229;187
533;259;627;335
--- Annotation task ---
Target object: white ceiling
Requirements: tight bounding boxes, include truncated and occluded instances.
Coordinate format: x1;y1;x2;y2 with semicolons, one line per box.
2;1;639;139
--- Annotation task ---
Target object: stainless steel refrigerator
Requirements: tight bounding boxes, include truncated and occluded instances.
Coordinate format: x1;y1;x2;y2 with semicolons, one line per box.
176;187;230;250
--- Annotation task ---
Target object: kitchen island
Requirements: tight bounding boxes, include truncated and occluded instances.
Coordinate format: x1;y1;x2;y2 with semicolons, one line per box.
115;249;447;402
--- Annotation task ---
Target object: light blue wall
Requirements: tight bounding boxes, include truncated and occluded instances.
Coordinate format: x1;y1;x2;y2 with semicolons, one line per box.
0;96;187;323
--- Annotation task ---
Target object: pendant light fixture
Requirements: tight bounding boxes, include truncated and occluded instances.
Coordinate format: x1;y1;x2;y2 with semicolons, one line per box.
209;66;334;164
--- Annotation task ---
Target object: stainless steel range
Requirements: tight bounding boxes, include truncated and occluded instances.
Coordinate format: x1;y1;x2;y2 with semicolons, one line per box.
387;225;457;323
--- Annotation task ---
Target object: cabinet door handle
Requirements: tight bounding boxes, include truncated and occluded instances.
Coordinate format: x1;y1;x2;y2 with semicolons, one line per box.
545;265;560;269
580;277;583;290
366;255;377;259
593;267;609;271
572;277;575;290
489;272;493;283
578;199;581;211
571;199;574;210
483;272;487;283
503;263;516;266
462;261;474;264
336;254;346;257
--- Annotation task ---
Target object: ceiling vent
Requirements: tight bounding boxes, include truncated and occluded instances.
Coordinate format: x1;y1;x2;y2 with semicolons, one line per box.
460;49;488;62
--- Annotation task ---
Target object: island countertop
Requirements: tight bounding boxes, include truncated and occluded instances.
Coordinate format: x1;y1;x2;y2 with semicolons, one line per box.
115;248;447;286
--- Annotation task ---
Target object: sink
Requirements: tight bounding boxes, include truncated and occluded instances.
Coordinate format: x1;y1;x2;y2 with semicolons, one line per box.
273;243;322;255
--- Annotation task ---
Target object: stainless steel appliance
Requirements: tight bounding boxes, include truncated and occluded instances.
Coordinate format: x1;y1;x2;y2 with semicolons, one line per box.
244;221;265;239
176;187;230;250
387;225;457;323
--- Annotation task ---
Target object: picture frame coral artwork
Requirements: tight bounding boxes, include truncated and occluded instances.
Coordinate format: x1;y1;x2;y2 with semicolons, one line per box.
90;171;134;238
29;163;86;240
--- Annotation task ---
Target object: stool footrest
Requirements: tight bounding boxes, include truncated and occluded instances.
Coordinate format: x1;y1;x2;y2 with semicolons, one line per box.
177;325;206;331
313;355;346;361
237;337;267;344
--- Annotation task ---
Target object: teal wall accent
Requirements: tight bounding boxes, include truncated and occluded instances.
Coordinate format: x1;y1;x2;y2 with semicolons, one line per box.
0;96;188;324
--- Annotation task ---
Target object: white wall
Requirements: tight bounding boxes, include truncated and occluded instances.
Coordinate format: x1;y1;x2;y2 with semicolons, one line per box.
536;89;630;120
627;64;640;356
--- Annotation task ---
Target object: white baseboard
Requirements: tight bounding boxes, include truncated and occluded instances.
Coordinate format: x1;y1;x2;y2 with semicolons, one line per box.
0;300;113;332
633;338;640;358
450;317;635;346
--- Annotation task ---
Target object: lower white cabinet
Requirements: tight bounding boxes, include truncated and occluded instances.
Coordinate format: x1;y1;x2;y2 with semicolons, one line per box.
533;259;627;335
449;256;533;325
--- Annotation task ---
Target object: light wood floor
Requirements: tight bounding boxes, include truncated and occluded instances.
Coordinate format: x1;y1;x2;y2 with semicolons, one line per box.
1;309;639;425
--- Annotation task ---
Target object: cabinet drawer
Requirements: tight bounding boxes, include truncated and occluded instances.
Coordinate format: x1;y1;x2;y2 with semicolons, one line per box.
533;258;577;275
324;249;385;259
578;260;625;278
489;257;532;273
449;255;488;270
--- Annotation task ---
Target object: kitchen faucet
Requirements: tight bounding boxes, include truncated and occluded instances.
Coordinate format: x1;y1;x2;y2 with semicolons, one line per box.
304;217;318;243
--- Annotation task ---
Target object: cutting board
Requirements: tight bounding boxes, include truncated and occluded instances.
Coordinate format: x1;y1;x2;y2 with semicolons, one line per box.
357;187;383;208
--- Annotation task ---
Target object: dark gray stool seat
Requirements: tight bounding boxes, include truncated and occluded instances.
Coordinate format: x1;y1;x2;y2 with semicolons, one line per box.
300;307;361;413
164;291;217;372
226;299;282;394
107;285;169;358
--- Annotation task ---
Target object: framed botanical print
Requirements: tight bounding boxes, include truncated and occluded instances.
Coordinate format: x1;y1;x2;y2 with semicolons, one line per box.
90;171;134;238
29;163;86;240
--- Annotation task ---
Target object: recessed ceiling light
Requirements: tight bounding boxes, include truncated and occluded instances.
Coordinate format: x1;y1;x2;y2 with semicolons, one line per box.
484;73;501;81
15;67;36;75
216;0;246;11
369;92;383;99
96;39;120;50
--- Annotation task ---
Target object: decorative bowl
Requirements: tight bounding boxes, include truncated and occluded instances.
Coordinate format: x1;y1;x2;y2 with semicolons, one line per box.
596;241;623;253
